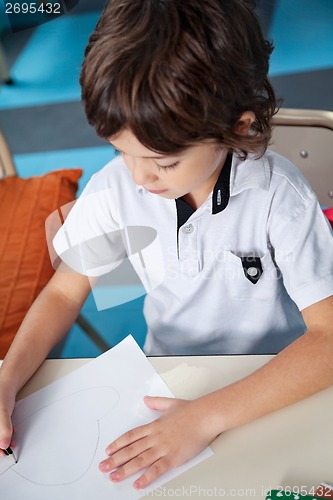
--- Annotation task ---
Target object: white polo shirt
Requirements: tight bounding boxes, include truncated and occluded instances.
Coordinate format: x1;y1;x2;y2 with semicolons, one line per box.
53;150;333;355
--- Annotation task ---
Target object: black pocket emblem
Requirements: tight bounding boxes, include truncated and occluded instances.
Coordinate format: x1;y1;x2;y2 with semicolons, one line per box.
240;257;263;284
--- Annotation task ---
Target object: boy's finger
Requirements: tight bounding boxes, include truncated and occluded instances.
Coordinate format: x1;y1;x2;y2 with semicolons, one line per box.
143;396;178;412
0;438;12;449
100;437;148;472
108;448;159;483
134;456;170;490
0;409;13;450
105;423;149;455
0;437;15;457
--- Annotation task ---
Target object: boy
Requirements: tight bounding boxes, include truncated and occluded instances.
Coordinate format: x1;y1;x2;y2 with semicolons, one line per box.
1;0;333;491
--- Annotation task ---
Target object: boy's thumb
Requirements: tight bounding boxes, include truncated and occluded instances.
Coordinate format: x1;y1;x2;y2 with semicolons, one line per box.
0;409;13;449
143;395;177;412
0;435;11;449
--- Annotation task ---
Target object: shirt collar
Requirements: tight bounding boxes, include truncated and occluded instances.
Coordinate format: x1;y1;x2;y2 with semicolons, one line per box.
230;152;271;196
211;152;271;214
135;152;271;212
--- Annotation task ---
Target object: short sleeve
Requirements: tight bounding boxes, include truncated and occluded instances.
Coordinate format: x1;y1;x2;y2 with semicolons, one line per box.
52;182;125;277
271;198;333;311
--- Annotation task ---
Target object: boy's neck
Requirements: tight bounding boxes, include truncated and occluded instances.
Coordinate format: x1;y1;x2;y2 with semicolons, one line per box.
181;160;226;210
181;192;203;210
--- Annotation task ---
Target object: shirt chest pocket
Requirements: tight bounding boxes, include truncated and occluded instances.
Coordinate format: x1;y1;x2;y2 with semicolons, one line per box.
222;250;281;302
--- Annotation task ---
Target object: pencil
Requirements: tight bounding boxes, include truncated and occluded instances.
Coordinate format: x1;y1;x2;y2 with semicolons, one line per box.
2;447;17;463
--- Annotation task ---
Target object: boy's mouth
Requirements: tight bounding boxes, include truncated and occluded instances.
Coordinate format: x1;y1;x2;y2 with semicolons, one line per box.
146;189;168;194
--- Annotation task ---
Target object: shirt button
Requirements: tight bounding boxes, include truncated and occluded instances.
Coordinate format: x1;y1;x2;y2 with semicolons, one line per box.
247;267;259;277
183;224;194;234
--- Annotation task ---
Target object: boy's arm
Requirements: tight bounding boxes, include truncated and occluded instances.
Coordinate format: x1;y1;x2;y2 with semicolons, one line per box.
99;295;333;489
0;268;92;451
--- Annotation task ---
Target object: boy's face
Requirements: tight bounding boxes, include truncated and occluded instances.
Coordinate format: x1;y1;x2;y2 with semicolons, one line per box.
109;129;228;208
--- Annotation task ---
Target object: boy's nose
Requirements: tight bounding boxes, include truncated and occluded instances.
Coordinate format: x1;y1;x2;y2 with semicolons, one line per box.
130;159;158;186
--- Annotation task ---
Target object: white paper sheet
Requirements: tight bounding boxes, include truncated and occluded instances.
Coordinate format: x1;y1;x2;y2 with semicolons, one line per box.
0;336;213;499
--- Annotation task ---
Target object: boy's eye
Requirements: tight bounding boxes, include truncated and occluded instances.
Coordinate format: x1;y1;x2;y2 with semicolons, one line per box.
155;161;180;170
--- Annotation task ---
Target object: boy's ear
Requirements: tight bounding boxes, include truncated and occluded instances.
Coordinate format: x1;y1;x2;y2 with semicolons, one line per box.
233;111;255;136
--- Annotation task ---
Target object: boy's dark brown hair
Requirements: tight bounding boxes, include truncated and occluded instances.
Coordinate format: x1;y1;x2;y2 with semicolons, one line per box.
80;0;277;158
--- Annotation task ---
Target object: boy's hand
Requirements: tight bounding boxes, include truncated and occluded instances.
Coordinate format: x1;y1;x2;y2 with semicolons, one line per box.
0;389;16;456
99;395;218;490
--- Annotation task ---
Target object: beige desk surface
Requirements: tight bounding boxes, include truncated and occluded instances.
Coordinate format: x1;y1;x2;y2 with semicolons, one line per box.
6;355;333;498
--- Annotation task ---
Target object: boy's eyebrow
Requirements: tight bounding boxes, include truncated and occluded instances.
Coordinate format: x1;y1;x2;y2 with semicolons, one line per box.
141;154;168;159
109;142;176;159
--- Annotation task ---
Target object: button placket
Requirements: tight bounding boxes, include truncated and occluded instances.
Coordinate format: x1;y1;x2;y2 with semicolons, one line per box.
178;222;199;276
183;223;194;234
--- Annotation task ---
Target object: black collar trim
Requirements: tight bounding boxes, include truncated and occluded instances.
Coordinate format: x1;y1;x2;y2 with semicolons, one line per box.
212;153;232;214
175;153;233;231
175;197;195;232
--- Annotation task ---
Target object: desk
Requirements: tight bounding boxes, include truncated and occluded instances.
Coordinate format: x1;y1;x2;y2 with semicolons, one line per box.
7;355;333;498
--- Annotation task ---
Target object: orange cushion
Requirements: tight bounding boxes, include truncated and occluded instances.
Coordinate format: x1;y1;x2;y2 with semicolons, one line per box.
0;169;82;358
